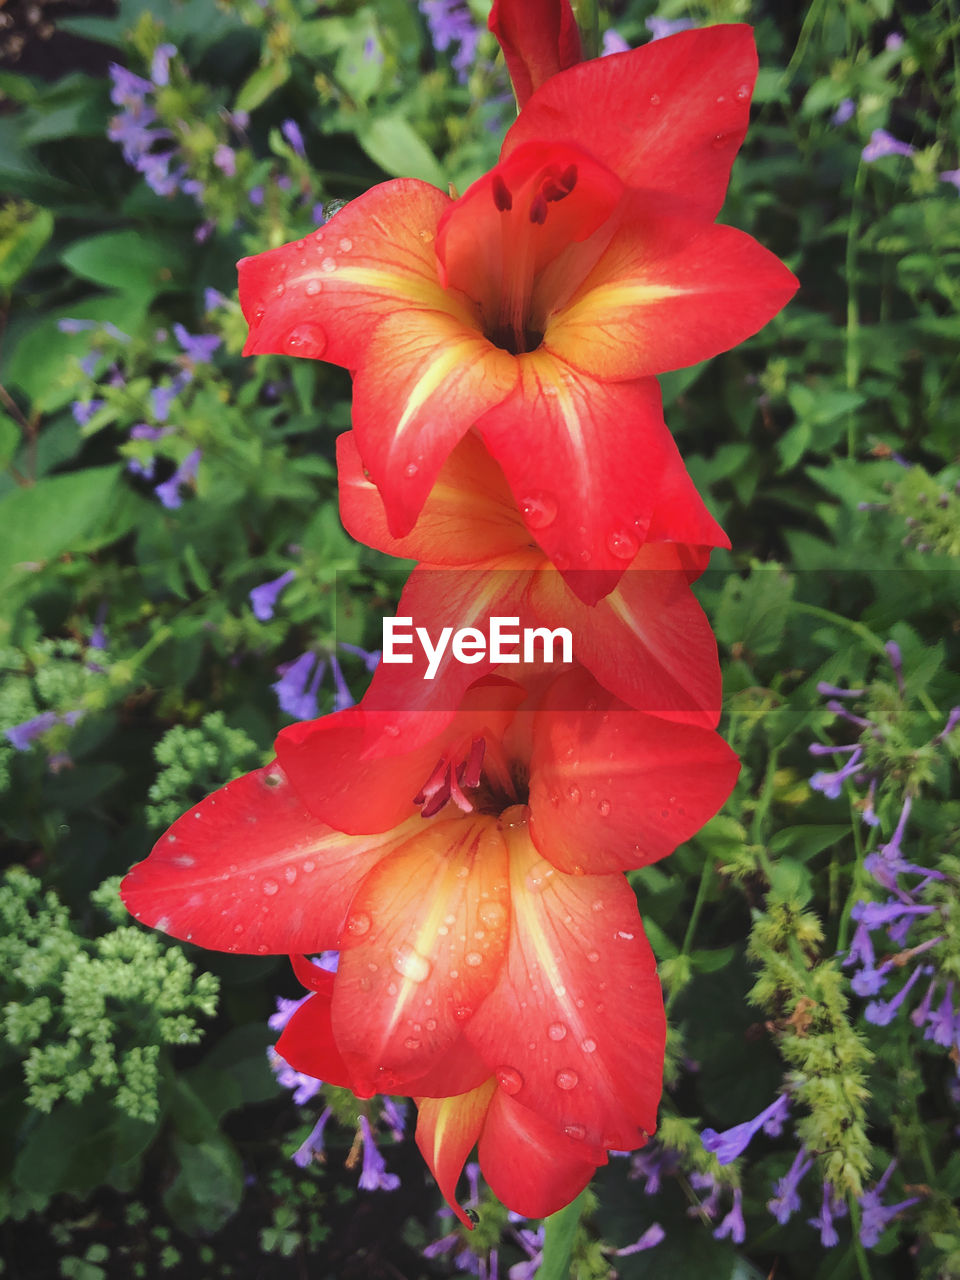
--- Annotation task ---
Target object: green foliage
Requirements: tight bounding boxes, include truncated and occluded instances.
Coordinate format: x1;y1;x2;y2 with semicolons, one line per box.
147;712;264;828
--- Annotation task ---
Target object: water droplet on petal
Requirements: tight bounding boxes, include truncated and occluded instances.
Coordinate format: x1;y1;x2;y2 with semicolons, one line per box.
607;528;639;560
464;951;483;968
283;866;297;884
274;282;285;297
454;1005;472;1021
384;723;400;738
404;1037;421;1049
283;323;326;356
232;922;244;935
586;950;600;963
566;785;581;805
338;236;353;252
425;1018;438;1031
736;82;750;100
479;901;506;928
346;911;371;937
548;1021;567;1041
555;1068;578;1090
597;799;611;817
526;859;556;893
393;944;432;982
305;279;322;296
404;462;418;478
261;878;279;896
564;1123;586;1140
591;899;605;913
617;930;635;941
253;304;266;321
716;94;726;104
580;1038;597;1054
320;256;338;273
496;1066;524;1095
649;93;661;106
519;491;558;529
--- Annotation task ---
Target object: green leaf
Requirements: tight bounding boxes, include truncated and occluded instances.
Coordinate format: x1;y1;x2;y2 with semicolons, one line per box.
0;203;54;293
235;59;291;113
0;465;124;595
164;1134;244;1235
61;230;187;299
714;565;795;657
356;116;446;188
536;1189;588;1280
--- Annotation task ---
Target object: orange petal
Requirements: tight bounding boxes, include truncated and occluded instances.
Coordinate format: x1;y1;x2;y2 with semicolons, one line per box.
331;818;511;1095
465;819;665;1152
415;1079;496;1228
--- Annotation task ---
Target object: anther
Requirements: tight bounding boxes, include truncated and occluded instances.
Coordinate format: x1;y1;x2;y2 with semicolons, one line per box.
529;193;548;225
491;174;512;212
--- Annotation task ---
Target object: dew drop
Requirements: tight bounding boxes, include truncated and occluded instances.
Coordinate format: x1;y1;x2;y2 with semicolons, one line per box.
393;944;432;983
555;1068;578;1090
736;82;750;100
616;930;635;941
261;878;279;896
580;1037;597;1054
346;911;371;937
303;860;315;873
338;236;353;252
597;799;611;817
232;922;244;935
564;1123;586;1140
274;282;285;297
384;723;400;738
519;491;558;529
712;132;729;149
320;256;338;273
295;239;306;251
404;462;419;478
496;1066;523;1095
591;898;605;913
425;1018;438;1031
283;866;297;884
479;901;506;928
607;528;639;560
464;951;483;968
404;1037;421;1049
253;304;266;322
283;322;326;356
586;950;600;963
566;785;581;805
649;93;661;106
547;1021;567;1041
526;859;556;894
305;279;322;296
454;1005;472;1021
716;94;726;104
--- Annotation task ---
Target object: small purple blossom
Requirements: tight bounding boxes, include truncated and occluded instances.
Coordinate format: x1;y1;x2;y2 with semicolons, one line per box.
58;318;99;334
885;640;904;694
859;1161;920;1247
173;323;221;365
816;681;865;698
810;746;863;799
941;170;960;193
885;32;904;51
357;1114;400;1192
293;1106;332;1167
249;569;297;621
155;448;202;509
204;288;229;311
646;16;695;41
109;64;153;108
329;656;355;711
768;1146;814;1225
614;1223;665;1254
339;641;380;672
862;129;915;163
701;1094;790;1164
272;652;327;720
831;98;855;126
5;711;62;750
923;982;958;1048
150;43;177;87
281;119;306;158
808;1181;846;1248
713;1187;745;1244
602;29;630;56
72;399;105;427
249;185;265;206
419;0;480;82
864;959;926;1025
934;705;960;743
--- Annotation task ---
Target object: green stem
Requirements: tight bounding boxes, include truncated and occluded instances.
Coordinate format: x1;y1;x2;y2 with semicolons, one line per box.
845;161;866;459
781;0;826;86
789;601;887;656
665;860;715;1017
535;1189;588;1280
848;1199;874;1280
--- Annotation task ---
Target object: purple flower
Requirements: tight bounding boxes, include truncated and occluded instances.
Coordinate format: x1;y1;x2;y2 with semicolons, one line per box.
150;382;180;421
885;640;905;694
312;202;326;225
885;32;904;51
380;1097;407;1141
862;129;915;162
767;1146;813;1225
808;1182;845;1248
293;1106;332;1167
816;681;865;698
338;641;380;672
864;960;926;1025
941;170;960;193
155;448;202;509
329;656;355;711
248;185;265;206
850;899;934;930
831;98;855;125
281;119;306;158
204;288;229;311
701;1093;790;1164
173;323;221;365
810;746;863;799
614;1223;665;1254
602;29;630;56
419;0;480;82
58;318;99;334
713;1187;745;1244
249;569;296;621
858;1161;919;1247
150;43;177;86
72;399;105;426
629;1144;679;1194
109;64;153;108
272;652;327;720
357;1114;400;1192
934;705;960;744
213;144;237;177
923;982;958;1048
424;1232;460;1261
5;711;61;750
646;16;696;41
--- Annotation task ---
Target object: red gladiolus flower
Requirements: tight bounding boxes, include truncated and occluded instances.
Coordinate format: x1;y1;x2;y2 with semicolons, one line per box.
488;0;583;108
121;667;738;1218
238;24;797;595
338;429;726;729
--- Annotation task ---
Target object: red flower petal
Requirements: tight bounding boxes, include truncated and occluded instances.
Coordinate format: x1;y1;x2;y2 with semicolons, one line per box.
238;179;453;369
528;669;740;873
275;983;356;1090
350;308;518;537
476;357;675;601
330;818;511;1095
529;544;722;725
120;761;391;954
337;430;530;566
465;820;664;1151
478;1089;600;1218
545;205;798;380
488;0;582;109
504;25;759;220
646;431;730;551
415;1080;496;1228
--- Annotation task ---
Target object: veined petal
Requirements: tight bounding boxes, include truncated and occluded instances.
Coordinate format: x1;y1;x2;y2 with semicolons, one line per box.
488;0;582;109
350;309;518;537
531;544;722;725
528;669;740;873
544;205;799;380
274;980;357;1090
331;818;511;1095
465;819;664;1151
476;357;674;602
120;761;393;954
337;430;530;565
646;431;730;552
479;1089;600;1218
415;1080;496;1228
238;179;457;369
504;25;759;220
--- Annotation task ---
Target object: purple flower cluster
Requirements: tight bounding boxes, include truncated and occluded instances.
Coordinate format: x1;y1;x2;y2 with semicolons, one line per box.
646;16;695;41
155;448;202;510
862;128;915;163
108;51;206;204
419;0;480;83
4;709;83;752
271;643;380;720
701;1092;790;1163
